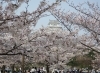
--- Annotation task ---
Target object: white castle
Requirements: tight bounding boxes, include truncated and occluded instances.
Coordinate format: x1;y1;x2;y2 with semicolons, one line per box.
47;20;62;31
48;20;62;28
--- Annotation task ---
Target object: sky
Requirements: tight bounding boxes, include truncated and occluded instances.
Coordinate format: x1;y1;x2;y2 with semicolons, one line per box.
16;0;100;31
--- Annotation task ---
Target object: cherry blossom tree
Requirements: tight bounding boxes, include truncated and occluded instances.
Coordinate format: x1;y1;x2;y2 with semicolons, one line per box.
28;21;87;69
47;1;100;68
0;0;65;69
50;1;100;54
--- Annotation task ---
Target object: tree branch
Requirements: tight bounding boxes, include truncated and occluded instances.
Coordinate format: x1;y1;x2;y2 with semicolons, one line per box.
79;41;100;54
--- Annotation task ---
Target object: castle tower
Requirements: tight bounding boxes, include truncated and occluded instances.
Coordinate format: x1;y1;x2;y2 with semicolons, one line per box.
48;20;62;31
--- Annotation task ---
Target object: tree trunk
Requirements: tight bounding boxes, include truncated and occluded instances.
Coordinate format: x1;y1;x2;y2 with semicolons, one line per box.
22;54;25;73
2;65;5;73
46;64;49;73
11;64;15;73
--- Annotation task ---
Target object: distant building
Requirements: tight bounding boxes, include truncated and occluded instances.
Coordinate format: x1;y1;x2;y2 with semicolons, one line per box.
48;20;62;29
45;20;63;33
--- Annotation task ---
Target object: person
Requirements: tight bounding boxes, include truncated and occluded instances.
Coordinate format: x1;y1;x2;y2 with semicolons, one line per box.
91;69;96;73
40;67;43;73
30;67;36;73
43;67;46;73
52;69;55;73
37;68;40;73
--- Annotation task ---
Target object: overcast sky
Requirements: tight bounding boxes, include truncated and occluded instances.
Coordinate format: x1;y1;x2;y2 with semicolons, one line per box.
16;0;100;30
